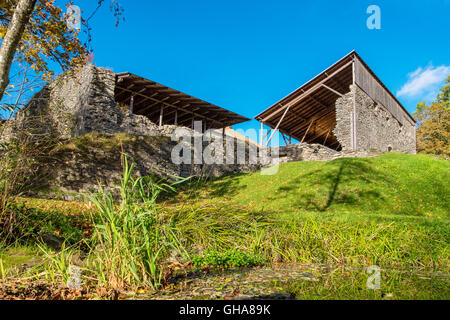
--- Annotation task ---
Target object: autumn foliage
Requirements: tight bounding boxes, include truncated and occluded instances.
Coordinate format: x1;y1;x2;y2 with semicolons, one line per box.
414;76;450;157
0;0;88;81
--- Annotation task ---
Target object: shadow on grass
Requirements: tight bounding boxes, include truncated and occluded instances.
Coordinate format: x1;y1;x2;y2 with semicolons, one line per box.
276;158;391;212
174;157;396;213
174;172;249;201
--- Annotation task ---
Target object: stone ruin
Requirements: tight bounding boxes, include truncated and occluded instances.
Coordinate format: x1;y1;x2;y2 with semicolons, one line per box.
0;56;417;200
0;65;265;199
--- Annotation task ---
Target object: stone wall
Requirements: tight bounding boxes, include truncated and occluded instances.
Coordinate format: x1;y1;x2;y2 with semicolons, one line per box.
354;85;416;154
333;85;416;154
0;65;164;143
36;134;179;201
270;143;380;165
333;88;354;151
271;144;339;164
32;132;263;201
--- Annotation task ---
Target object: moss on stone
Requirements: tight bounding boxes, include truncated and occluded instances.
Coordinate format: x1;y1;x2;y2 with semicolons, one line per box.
51;132;171;155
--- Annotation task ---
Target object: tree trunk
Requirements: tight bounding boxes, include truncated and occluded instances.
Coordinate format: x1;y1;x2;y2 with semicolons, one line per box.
0;0;37;102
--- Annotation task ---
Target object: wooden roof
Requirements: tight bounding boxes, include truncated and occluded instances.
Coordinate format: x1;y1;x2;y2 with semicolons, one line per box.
255;51;415;150
115;73;250;129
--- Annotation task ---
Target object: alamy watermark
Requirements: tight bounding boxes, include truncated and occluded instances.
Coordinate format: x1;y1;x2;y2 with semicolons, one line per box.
366;265;381;290
65;5;81;31
67;265;82;290
367;5;381;30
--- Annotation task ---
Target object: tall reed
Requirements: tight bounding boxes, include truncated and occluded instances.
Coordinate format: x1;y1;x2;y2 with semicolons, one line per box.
85;156;182;290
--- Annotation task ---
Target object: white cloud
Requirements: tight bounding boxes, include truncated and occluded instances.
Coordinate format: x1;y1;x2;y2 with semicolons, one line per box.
397;64;450;100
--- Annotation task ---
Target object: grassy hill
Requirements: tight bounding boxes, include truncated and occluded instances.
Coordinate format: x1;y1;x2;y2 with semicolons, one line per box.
177;153;449;220
2;152;449;299
167;153;450;271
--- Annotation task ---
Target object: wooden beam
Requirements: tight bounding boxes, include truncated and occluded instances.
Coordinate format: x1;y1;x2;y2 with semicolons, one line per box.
308;127;332;143
263;124;302;146
144;99;182;115
324;129;331;145
273;95;329;133
330;141;342;150
138;98;163;114
308;95;330;110
142;105;187;125
281;133;288;146
261;60;353;122
266;104;290;146
273;125;303;144
116;74;131;82
129;95;134;114
159;106;164;127
274;108;307;132
260;122;264;146
352;60;357;151
276;98;319;131
129;88;150;104
288;109;306;122
263;129;272;141
289;107;334;137
176;113;198;126
116;86;229;125
301;119;315;144
327;76;347;94
115;85;136;101
321;84;343;97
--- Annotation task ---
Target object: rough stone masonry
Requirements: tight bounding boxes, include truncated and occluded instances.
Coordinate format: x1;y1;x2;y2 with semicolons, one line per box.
334;84;416;154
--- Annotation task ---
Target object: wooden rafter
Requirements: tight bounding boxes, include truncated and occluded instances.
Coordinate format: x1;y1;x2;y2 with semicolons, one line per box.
301;119;315;144
260;60;353;122
321;84;343;97
117;86;233;126
265;104;291;146
115;73;249;129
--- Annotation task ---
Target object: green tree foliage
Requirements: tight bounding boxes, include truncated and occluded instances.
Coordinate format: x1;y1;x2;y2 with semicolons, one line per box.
414;76;450;157
437;75;450;103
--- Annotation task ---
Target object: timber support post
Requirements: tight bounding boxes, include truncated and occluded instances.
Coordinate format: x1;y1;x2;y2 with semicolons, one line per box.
129;95;135;114
159;106;164;127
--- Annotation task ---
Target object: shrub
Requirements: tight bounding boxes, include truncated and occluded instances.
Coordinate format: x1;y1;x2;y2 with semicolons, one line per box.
192;250;264;268
0;135;57;243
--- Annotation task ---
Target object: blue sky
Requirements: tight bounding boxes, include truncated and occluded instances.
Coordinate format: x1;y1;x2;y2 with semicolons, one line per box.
55;0;450;136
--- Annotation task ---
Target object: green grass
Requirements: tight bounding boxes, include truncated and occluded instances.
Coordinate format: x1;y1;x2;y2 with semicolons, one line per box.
270;268;450;300
50;132;171;155
0;244;43;279
192;250;265;268
0;245;37;270
4;199;88;245
168;153;449;270
1;152;449;299
177;153;449;219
